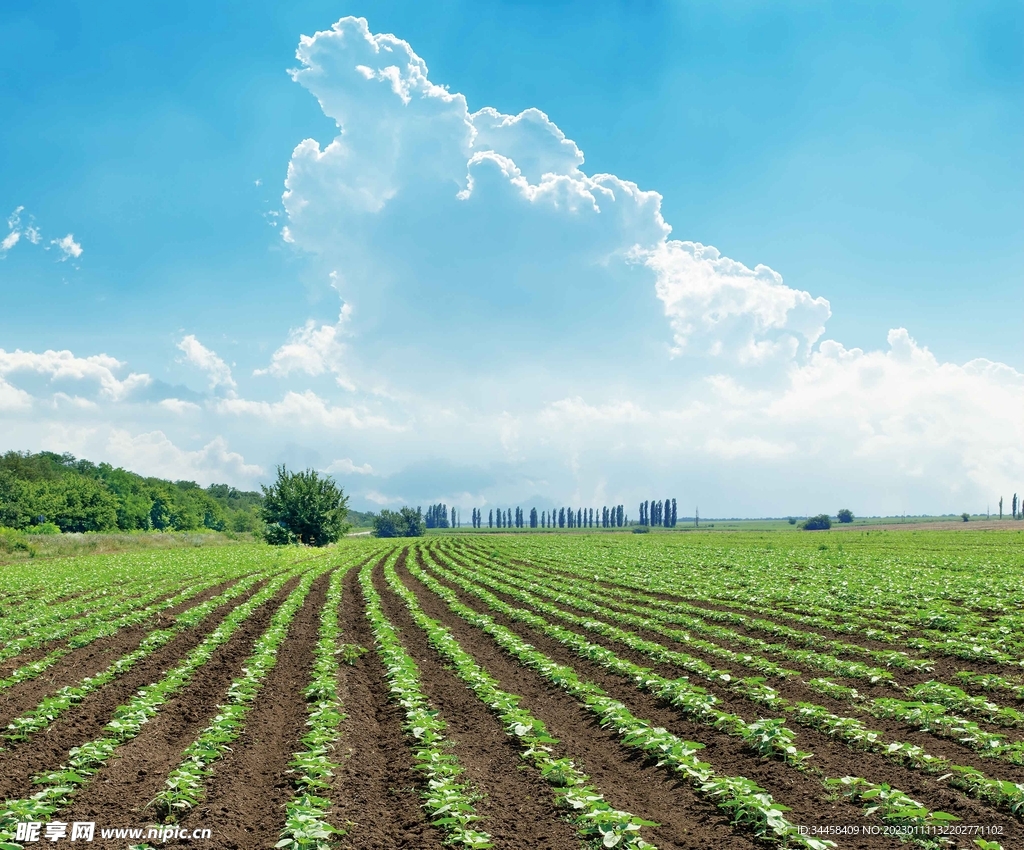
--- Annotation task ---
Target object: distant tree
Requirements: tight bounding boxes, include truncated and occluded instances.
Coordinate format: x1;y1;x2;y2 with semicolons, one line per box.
617;505;624;527
961;512;970;522
999;497;1003;520
488;509;493;528
837;508;854;524
530;507;538;528
261;465;349;546
558;507;565;528
788;517;797;525
576;508;582;528
802;514;832;531
1013;493;1018;520
671;498;677;527
373;506;425;538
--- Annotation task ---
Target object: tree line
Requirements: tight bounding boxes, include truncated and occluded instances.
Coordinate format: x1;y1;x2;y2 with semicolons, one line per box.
0;451;262;534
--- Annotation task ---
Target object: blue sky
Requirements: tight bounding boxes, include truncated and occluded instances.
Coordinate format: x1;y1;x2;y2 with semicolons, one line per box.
1;1;1021;516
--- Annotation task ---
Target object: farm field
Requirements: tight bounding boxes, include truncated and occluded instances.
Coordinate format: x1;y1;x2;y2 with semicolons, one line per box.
1;531;1023;849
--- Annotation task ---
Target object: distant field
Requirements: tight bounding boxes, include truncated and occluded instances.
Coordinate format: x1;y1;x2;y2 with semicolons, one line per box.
1;530;1022;848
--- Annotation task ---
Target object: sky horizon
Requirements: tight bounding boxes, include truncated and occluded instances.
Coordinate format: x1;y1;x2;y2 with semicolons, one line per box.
1;2;1021;516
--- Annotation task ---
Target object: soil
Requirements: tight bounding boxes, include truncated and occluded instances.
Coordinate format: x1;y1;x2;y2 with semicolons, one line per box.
374;550;583;849
330;559;447;850
415;545;1015;849
0;576;297;805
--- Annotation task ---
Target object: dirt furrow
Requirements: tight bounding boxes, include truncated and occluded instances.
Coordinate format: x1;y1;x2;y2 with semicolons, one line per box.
159;570;331;848
374;551;582;848
330;561;446;850
0;577;253;728
0;577;295;804
399;551;764;850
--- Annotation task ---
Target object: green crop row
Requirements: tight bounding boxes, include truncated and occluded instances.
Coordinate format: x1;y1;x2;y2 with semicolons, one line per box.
3;573;265;743
384;554;659;849
150;566;326;819
411;548;834;850
0;562;309;848
359;555;492;848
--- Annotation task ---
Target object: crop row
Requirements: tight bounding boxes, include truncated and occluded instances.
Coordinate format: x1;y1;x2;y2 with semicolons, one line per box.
409;548;836;849
431;546;1024;823
382;555;659;849
359;554;493;848
3;572;265;743
150;565;325;818
0;561;309;847
278;557;354;850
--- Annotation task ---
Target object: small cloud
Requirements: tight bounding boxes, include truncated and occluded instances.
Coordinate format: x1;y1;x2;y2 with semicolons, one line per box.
255;178;263;186
327;457;374;475
51;233;83;261
159;398;202;414
365;489;403;505
177;335;238;395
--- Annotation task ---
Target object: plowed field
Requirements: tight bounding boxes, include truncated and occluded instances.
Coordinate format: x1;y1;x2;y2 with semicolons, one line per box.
2;530;1022;850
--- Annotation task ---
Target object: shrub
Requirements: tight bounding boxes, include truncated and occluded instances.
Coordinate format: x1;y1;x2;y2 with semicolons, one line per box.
802;514;832;531
787;517;797;525
24;522;61;535
961;512;970;522
837;509;854;524
260;466;349;546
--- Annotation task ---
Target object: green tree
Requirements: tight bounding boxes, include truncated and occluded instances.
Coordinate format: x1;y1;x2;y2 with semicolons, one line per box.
802;514;832;530
837;508;854;524
260;466;349;546
373;506;425;538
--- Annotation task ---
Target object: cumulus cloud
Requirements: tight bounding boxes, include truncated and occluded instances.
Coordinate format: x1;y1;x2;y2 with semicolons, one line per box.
0;348;151;402
643;240;832;362
102;431;262;485
254;303;353;388
177;335;237;396
158;398;201;414
51;233;83;261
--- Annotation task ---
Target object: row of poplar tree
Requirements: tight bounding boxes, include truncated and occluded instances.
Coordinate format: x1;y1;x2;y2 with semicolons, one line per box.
639;498;678;527
468;505;630;529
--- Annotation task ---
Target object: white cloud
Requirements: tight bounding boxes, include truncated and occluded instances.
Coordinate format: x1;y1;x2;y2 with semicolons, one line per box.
177;335;237;395
102;431;262;485
1;206;25;255
254;303;353;388
51;233;83;261
364;489;403;505
1;207;79;261
0;348;151;401
215;389;400;431
327;457;374;475
642;240;831;362
0;376;33;411
158;398;201;414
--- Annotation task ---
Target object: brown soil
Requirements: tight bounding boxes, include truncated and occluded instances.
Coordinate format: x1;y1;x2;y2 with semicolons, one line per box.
0;576;297;804
449;545;1024;748
399;549;769;850
0;577;254;728
161;571;332;848
417;546;1006;849
330;560;446;850
375;549;583;848
57;576;301;846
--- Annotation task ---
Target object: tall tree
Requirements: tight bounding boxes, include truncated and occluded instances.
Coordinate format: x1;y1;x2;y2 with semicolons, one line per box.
671;498;677;527
261;465;349;546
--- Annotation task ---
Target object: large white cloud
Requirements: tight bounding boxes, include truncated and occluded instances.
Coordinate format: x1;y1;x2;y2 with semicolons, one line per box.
2;17;1018;515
